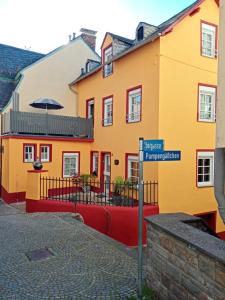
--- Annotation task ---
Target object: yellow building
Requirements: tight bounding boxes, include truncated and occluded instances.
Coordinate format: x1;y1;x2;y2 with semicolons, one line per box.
1;0;224;238
70;0;224;236
0;29;99;202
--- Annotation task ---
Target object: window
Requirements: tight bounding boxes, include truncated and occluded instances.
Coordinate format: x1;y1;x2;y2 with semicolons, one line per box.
127;86;142;123
103;45;113;77
137;26;144;41
23;144;36;162
40;144;52;162
198;85;216;122
201;21;217;58
126;154;139;184
86;99;94;121
63;152;79;178
102;96;113;126
91;152;99;176
197;151;214;187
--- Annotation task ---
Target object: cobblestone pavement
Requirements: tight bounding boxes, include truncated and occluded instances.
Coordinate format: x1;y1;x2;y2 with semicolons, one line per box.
0;203;138;299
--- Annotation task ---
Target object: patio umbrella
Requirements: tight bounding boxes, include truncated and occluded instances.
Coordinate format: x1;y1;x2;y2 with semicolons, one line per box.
29;98;64;136
29;98;64;111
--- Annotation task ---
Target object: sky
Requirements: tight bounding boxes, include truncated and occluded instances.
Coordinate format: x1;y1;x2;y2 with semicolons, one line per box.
0;0;195;54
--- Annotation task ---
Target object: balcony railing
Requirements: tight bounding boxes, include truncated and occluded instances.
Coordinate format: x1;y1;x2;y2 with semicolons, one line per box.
1;111;93;138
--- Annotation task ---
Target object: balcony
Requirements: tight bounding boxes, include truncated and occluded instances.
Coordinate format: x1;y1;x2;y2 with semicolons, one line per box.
1;111;93;139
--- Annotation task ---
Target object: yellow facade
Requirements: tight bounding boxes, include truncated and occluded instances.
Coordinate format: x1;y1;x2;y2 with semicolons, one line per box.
73;0;224;232
2;0;224;234
2;137;92;195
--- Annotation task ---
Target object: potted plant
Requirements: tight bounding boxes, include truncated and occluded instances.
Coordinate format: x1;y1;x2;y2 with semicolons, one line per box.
79;174;91;193
112;176;135;206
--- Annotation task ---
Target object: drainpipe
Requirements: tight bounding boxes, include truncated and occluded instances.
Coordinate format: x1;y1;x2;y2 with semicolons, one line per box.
215;0;225;223
69;85;79;117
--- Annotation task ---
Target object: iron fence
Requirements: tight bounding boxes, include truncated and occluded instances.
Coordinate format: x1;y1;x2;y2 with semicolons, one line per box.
40;176;158;207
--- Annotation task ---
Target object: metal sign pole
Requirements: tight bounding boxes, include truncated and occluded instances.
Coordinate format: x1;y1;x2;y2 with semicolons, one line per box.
138;137;144;299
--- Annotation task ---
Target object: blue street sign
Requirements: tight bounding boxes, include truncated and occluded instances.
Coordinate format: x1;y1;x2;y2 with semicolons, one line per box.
143;151;181;162
143;140;164;152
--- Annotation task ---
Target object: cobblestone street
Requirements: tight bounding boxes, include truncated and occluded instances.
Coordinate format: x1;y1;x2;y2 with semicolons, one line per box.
0;202;138;299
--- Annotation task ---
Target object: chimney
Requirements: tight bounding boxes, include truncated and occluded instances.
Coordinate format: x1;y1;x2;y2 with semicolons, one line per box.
80;28;97;51
81;68;85;76
73;32;76;40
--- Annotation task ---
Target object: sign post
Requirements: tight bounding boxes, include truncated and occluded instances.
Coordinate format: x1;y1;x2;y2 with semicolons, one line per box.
137;138;181;298
138;137;144;299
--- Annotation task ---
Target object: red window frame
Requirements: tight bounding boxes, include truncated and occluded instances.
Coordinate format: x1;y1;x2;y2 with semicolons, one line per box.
126;85;142;123
40;144;52;162
90;151;99;177
86;98;94;118
102;95;113;127
197;83;217;122
62;151;80;178
125;153;139;179
23;143;37;163
102;43;113;77
200;20;218;58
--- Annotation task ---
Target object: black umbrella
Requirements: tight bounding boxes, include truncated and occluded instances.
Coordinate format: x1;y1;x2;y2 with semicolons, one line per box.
29;98;64;110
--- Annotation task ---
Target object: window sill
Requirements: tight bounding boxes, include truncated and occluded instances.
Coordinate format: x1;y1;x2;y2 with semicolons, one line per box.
201;53;217;60
103;123;113;127
197;184;214;188
127;120;141;124
197;119;216;123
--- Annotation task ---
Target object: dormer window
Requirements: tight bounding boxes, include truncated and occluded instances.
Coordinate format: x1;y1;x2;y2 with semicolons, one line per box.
137;26;144;41
103;45;113;77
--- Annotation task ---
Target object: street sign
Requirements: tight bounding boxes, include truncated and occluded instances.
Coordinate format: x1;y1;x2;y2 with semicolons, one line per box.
143;139;164;152
143;150;181;162
138;138;181;299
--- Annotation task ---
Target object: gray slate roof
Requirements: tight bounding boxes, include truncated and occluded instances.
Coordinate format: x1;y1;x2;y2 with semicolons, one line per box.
73;0;203;85
107;33;134;45
0;43;44;110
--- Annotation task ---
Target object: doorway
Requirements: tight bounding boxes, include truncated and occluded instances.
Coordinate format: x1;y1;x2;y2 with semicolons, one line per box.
100;152;111;196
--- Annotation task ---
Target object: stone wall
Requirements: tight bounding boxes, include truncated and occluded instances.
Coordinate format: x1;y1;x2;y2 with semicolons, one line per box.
145;213;225;300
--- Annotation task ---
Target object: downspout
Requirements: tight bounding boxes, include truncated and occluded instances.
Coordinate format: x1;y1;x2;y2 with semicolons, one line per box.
215;0;225;223
0;113;2;197
69;85;79;117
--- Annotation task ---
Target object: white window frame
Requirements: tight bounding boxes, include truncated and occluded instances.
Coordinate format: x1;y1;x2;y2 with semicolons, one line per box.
40;145;50;162
198;85;216;122
127;155;139;184
197;151;214;187
104;46;113;77
24;145;35;162
201;22;217;58
127;88;142;123
63;153;79;178
103;97;113;126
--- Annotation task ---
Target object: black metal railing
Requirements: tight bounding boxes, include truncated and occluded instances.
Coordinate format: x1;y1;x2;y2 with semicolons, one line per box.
40;176;158;207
